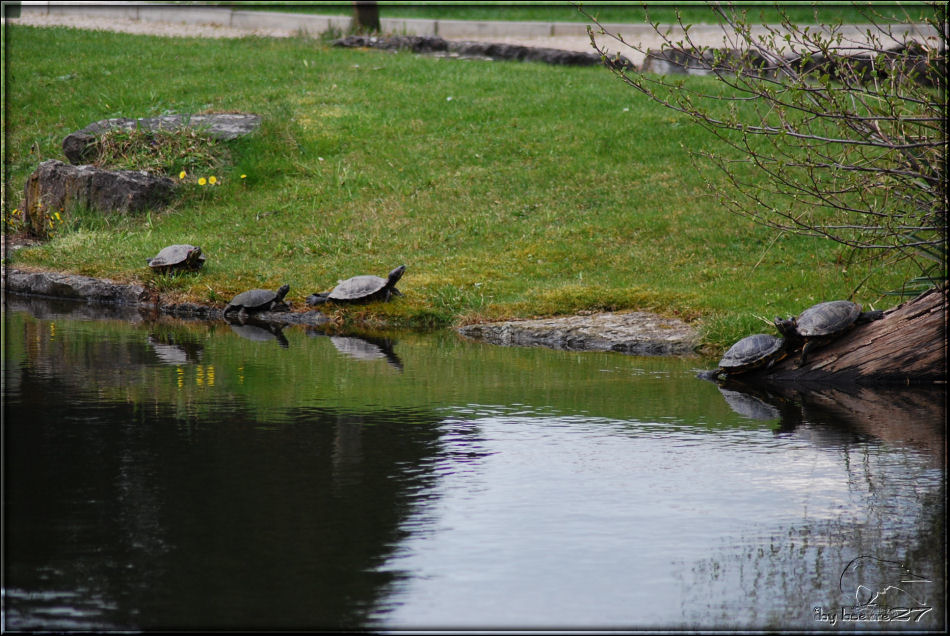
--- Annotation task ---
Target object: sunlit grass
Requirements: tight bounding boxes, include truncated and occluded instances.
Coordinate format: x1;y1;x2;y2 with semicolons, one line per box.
3;25;918;349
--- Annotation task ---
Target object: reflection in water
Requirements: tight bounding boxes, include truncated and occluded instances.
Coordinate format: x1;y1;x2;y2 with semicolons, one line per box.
717;377;946;466
148;331;205;365
329;335;404;371
717;386;782;421
2;296;945;631
229;321;289;348
683;377;946;630
4;374;444;630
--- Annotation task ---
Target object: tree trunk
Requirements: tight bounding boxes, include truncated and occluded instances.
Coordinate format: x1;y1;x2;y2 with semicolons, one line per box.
749;285;947;386
353;1;380;32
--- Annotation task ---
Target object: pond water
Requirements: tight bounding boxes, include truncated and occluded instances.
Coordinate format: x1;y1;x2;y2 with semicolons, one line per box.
2;295;945;632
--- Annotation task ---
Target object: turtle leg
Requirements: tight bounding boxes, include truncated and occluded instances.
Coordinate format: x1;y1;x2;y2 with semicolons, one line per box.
799;341;814;365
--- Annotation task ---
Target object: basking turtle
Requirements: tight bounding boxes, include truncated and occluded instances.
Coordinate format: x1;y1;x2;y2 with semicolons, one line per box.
306;265;406;306
774;300;884;364
224;284;291;318
146;244;206;272
702;333;787;380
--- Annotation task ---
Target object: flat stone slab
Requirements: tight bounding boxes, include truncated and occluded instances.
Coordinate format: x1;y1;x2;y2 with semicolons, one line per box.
4;268;147;305
63;113;262;164
457;311;700;356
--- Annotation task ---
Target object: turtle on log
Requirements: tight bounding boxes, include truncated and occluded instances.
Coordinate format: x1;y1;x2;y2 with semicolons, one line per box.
774;300;884;364
306;265;406;306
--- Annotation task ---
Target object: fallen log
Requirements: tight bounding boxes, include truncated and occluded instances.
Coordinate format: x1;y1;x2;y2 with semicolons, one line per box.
750;285;947;386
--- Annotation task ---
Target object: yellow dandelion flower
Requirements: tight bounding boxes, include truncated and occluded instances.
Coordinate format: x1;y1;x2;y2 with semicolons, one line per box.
198;177;207;186
54;212;61;221
241;174;247;179
209;176;217;185
179;170;187;180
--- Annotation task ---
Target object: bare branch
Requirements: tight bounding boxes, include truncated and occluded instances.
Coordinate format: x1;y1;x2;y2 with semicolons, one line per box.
579;1;947;289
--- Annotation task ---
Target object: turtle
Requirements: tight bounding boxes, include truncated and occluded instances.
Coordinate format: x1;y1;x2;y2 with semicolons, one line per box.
306;265;406;306
224;284;291;319
774;300;884;364
702;333;788;380
146;244;206;272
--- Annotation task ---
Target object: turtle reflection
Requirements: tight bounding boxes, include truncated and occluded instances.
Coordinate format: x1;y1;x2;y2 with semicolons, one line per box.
709;376;945;462
330;335;404;371
717;386;782;421
229;322;290;348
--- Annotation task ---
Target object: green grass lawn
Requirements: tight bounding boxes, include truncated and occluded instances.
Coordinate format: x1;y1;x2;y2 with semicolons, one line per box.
2;24;918;349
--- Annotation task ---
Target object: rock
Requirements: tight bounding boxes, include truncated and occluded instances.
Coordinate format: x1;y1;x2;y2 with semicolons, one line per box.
332;34;625;67
4;268;147;305
642;47;773;76
642;44;943;87
63;113;262;164
458;311;699;356
23;160;176;237
447;40;606;66
333;34;450;53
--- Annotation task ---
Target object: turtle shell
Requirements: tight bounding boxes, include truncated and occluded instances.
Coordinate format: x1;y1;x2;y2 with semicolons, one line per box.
328;275;389;301
326;265;406;302
794;300;861;337
147;244;205;270
227;284;290;311
718;333;786;373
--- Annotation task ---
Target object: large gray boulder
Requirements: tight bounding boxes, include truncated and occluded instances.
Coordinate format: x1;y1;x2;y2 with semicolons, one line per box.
23;159;175;236
62;113;262;164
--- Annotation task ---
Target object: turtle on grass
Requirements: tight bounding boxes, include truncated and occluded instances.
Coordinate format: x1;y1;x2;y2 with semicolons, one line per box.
774;300;884;364
699;333;788;381
306;265;406;306
146;244;206;272
224;284;290;319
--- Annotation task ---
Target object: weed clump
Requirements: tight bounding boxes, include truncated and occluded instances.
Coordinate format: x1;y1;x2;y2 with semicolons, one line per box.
94;127;228;177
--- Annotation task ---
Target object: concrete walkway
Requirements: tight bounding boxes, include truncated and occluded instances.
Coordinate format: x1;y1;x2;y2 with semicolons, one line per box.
12;3;941;67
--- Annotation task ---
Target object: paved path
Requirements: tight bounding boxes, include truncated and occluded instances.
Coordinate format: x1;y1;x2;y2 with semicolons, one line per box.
12;5;626;53
12;5;941;69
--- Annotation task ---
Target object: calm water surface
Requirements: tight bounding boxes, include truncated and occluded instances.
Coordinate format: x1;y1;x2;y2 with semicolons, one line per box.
2;296;945;631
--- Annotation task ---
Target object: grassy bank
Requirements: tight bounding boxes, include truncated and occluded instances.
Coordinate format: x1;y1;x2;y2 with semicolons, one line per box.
2;25;917;349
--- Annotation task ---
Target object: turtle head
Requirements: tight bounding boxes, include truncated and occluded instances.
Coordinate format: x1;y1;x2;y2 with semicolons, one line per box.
388;265;407;285
773;316;797;337
276;284;290;300
186;246;202;263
